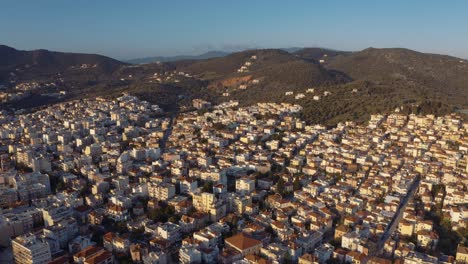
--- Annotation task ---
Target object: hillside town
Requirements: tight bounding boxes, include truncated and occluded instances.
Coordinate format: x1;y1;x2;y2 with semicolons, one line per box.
0;95;467;264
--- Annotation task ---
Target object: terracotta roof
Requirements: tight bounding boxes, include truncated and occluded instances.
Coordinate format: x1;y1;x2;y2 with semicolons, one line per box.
84;251;112;264
103;232;114;242
245;254;270;264
225;233;262;252
348;251;366;261
368;256;392;264
74;246;103;259
299;253;316;261
75;205;89;212
47;255;70;264
458;245;468;254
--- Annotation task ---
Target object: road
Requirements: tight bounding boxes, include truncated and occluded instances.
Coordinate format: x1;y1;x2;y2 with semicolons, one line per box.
372;175;421;256
159;115;175;155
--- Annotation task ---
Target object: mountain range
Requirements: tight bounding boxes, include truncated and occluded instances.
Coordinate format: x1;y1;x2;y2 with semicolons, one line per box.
0;44;123;82
125;51;230;64
0;44;466;125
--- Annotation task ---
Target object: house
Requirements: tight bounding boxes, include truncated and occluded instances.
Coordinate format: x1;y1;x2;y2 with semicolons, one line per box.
143;251;167;264
83;250;113;264
179;244;201;264
157;222;181;244
335;224;349;240
368;256;392;264
180;178;197;194
398;219;414;236
415;220;433;233
456;245;468;263
68;235;96;254
220;247;243;264
88;210;104;225
417;230;439;250
299;253;319;264
73;246;113;264
347;251;367;264
106;203;128;222
404;251;438;264
244;254;270;264
314;243;334;263
12;233;52;264
130;244;147;263
296;231;323;253
224;233;262;257
236;177;255;195
192;99;212;109
48;255;70;264
103;232;130;254
333;248;349;263
295;93;306;100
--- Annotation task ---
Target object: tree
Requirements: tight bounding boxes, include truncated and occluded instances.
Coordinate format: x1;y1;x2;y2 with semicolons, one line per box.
16;163;33;172
148;204;178;223
55;181;66;192
431;184;444;197
330;239;341;248
212;122;227;130
115;221;128;233
116;255;133;264
91;229;104;246
202;180;214;193
441;218;452;230
283;251;293;264
168;215;180;223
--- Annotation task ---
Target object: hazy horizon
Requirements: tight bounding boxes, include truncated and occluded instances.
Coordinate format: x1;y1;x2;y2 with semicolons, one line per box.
1;0;467;60
3;43;468;62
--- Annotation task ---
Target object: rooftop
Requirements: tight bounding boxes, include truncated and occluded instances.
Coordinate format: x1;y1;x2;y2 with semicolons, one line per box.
225;233;262;252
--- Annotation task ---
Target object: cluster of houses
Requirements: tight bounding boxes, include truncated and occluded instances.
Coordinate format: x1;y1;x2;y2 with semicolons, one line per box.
285;88;333;101
0;94;466;264
14;81;62;92
70;64;98;70
237;55;257;73
0;81;66;103
150;70;193;84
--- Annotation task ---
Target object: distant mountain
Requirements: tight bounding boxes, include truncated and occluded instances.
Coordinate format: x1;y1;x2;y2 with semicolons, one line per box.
293;48;350;61
325;47;468;107
0;44;125;82
169;48;352;121
280;47;304;53
126;51;230;64
178;48;348;86
172;47;467;124
1;44;466;125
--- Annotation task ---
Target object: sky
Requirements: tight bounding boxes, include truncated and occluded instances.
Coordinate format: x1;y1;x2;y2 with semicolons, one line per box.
1;0;467;60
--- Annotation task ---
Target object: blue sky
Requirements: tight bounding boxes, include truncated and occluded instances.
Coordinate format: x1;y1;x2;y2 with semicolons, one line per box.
1;0;467;60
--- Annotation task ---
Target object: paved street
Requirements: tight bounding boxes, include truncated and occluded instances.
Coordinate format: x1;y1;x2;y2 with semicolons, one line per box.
373;175;421;256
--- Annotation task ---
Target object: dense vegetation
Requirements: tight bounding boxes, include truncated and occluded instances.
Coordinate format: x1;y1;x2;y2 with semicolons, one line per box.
1;45;466;125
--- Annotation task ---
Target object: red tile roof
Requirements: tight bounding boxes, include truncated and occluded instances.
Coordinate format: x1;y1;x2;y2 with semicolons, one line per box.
225;233;262;252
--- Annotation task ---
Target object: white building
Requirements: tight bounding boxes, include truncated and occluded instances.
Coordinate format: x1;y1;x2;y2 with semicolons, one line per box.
149;183;175;201
157;222;181;243
12;233;52;264
179;244;202;264
236;177;255;195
